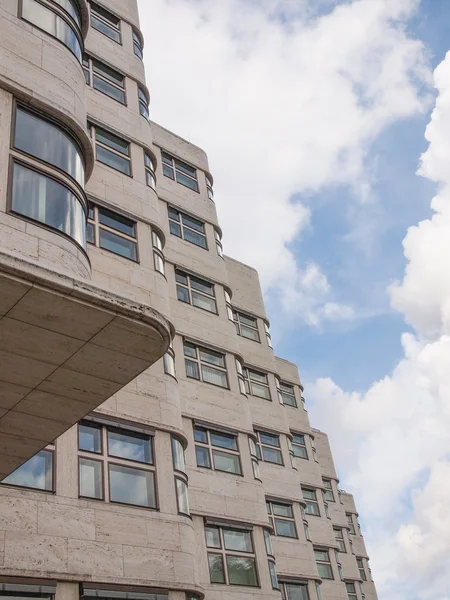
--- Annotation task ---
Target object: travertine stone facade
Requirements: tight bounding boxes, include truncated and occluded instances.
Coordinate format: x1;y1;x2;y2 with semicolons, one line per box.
0;2;378;600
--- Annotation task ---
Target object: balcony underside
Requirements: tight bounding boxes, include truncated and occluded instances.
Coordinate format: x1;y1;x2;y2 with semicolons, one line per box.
0;266;170;480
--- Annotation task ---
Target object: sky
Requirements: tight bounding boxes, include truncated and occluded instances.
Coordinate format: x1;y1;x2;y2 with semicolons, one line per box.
138;1;450;598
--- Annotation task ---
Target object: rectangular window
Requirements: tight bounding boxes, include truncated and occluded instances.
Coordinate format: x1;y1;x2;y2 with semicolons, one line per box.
302;487;320;516
291;433;308;459
269;560;279;589
194;426;241;475
205;524;258;587
255;431;283;465
346;582;357;600
162;151;199;192
279;382;297;407
347;512;356;535
184;341;228;388
233;310;260;342
83;55;125;104
356;557;367;581
280;582;310;600
176;270;217;313
90;2;121;43
92;125;131;175
243;367;271;400
1;447;54;491
334;527;346;553
314;548;334;579
87;202;137;261
267;500;297;538
78;420;157;508
168;206;207;248
323;478;335;502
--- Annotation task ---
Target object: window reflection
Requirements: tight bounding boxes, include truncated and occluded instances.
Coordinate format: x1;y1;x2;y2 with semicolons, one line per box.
2;450;53;491
109;463;156;507
107;429;152;463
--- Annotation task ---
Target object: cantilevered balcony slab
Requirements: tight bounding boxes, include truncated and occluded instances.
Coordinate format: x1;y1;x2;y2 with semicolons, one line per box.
0;260;171;480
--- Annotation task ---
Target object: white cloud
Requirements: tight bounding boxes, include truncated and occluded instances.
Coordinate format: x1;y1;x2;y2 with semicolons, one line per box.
139;0;431;326
309;51;450;599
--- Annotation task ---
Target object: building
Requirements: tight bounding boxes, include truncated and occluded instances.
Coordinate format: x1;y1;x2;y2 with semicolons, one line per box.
0;1;378;600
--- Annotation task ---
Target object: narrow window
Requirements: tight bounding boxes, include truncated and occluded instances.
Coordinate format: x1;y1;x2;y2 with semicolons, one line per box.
255;431;283;465
184;341;228;388
152;231;165;275
163;340;176;377
267;500;297;538
176;270;217;313
323;478;335;501
194;426;241;475
144;152;156;189
347;512;356;535
87;202;137;261
269;560;279;589
162;151;199;192
206;175;214;200
264;321;273;348
333;527;346;553
291;433;308;459
300;505;311;541
215;229;223;257
83;55;125;104
243;367;271;400
90;2;121;43
1;447;54;491
248;436;261;479
138;87;149;119
133;29;143;59
314;548;334;579
356;557;367;581
93;125;131;175
302;487;320;516
233;311;260;342
236;358;247;395
168;206;207;249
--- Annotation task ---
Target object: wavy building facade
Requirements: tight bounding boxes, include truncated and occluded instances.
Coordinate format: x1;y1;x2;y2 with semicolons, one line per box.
0;2;378;600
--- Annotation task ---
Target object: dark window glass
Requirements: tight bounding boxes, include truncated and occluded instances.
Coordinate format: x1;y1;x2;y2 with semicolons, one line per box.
12;162;86;248
98;207;135;236
96;128;129;155
99;228;137;260
90;2;121;42
206;526;221;548
108;429;152;463
262;446;283;464
96;146;130;175
2;450;53;491
194;427;208;443
15;108;84;185
109;463;156;507
54;0;81;26
133;30;143;59
275;519;297;538
284;583;310;600
210;431;237;450
79;422;102;453
93;74;125;103
138;87;149;118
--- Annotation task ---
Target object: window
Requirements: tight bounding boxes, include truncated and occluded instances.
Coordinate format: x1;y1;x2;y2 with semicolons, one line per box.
215;229;223;257
280;582;310;600
346;582;357;600
176;270;217;313
163;341;176;377
243;367;271;400
205;524;258;587
264;322;273;349
316;583;324;600
21;0;82;62
301;505;311;541
269;560;279;589
322;478;335;501
291;433;308;459
138;87;149;119
82;55;125;104
347;513;356;535
90;2;121;43
249;436;261;479
194;426;241;475
302;488;320;516
236;358;247;395
356;558;367;581
334;527;346;553
162;151;199;192
233;311;260;342
206;175;214;200
335;549;344;581
171;436;189;515
255;431;283;465
278;382;297;407
267;500;297;538
314;548;333;579
1;447;54;491
92;125;131;175
225;290;234;321
264;529;274;555
151;231;165;275
133;29;143;59
87;203;137;261
78;421;157;508
168;207;207;249
184;341;228;388
144;152;156;190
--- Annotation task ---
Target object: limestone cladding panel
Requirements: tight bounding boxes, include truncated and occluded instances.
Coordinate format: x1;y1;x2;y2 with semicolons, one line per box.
350;534;369;558
275;356;303;387
151;122;210;176
99;0;141;26
0;5;90;152
341;492;358;514
272;535;318;580
237;334;278;374
315;430;339;480
295;448;327;490
327;498;349;529
225;257;267;319
249;394;291;435
284;404;312;434
320;580;348;600
258;458;303;501
363;582;378;600
306;511;337;549
339;552;361;581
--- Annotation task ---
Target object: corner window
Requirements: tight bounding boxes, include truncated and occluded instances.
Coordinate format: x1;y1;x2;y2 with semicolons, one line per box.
21;0;83;62
92;125;131;175
323;478;335;501
206;175;214;200
356;557;367;581
87;202;137;261
172;436;189;515
83;55;125;104
233;311;260;342
269;560;279;589
138;87;149;119
301;505;311;541
152;231;165;275
1;447;54;491
163;340;176;377
243;367;271;400
280;582;310;600
291;433;308;459
215;229;223;257
194;426;241;475
78;420;157;508
264;322;273;348
176;269;217;313
184;341;228;388
278;381;297;407
255;431;283;465
162;151;199;192
145;152;156;190
90;2;121;43
314;548;334;580
248;436;261;479
133;29;143;59
225;290;234;320
205;524;258;587
168;206;207;249
267;500;297;538
334;527;346;552
236;358;247;395
346;582;357;600
347;512;356;535
302;487;320;516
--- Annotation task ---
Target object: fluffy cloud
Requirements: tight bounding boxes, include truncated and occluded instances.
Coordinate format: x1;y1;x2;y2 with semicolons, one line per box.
309;51;450;599
138;0;430;325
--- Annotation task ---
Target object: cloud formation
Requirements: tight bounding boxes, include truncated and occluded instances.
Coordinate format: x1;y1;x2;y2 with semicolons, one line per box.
139;0;431;326
310;52;450;599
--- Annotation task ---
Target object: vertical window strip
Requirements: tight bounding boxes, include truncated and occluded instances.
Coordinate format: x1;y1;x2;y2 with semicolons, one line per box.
152;230;165;275
87;202;137;261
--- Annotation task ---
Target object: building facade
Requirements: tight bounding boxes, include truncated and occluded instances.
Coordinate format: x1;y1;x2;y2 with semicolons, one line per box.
0;2;378;600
